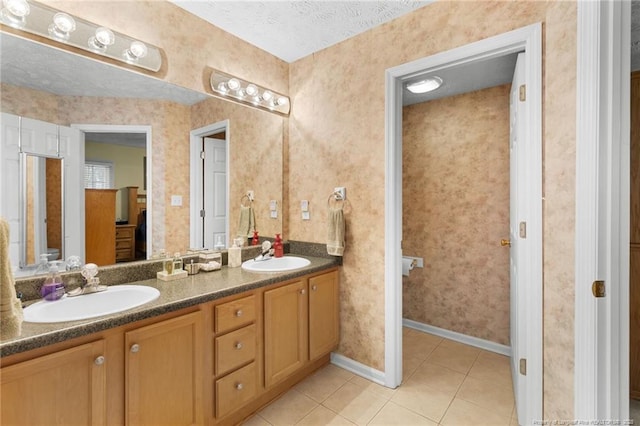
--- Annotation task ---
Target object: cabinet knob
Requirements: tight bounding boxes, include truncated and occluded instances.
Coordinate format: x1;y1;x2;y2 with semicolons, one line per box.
311;285;317;291
235;383;244;391
300;289;306;295
94;356;105;366
235;309;243;317
234;342;243;350
130;344;140;353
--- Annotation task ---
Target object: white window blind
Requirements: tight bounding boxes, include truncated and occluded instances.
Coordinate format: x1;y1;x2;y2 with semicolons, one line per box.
84;161;114;189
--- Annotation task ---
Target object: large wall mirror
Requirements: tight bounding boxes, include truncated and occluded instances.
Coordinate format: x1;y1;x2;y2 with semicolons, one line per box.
1;31;285;276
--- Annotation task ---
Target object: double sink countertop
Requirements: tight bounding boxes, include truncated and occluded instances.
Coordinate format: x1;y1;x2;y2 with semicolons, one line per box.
1;254;338;358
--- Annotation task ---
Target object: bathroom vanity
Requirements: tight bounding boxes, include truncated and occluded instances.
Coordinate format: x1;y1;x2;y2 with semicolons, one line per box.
0;257;339;426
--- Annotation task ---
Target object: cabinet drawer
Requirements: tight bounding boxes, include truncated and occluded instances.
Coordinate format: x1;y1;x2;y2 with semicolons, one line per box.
215;362;256;418
115;249;132;261
115;226;134;239
215;324;256;376
215;295;255;333
115;239;133;249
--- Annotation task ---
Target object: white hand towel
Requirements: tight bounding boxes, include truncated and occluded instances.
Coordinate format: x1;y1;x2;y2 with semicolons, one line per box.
0;217;23;339
327;206;345;256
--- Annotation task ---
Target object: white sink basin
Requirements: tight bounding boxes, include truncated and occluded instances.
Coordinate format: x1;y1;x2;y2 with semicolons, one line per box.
241;256;311;273
23;285;160;323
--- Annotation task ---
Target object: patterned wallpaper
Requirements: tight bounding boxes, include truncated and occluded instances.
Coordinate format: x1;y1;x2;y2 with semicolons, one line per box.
287;1;577;419
401;84;511;346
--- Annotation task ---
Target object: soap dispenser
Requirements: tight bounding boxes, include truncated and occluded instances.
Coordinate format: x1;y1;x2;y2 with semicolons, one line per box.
41;261;65;301
251;231;259;246
228;240;242;268
273;234;284;258
173;252;183;274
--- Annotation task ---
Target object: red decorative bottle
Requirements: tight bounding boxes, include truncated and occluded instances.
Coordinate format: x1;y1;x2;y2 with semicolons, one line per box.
251;230;259;246
273;233;284;258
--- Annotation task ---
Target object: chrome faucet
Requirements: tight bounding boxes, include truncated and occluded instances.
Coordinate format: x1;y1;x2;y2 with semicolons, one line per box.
67;263;107;297
254;241;274;262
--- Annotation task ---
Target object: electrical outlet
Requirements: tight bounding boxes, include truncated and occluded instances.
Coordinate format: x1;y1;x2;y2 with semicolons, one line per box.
302;211;310;220
270;210;278;218
301;200;309;212
170;195;182;206
270;200;277;211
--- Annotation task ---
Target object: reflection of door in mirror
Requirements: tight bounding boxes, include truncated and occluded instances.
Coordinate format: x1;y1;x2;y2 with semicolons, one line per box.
24;155;63;265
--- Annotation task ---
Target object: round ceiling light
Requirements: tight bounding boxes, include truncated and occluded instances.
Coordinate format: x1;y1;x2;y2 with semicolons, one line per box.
406;76;443;94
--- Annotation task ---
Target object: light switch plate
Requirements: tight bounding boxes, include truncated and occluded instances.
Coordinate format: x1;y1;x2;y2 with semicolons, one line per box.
170;195;182;206
302;211;310;220
301;200;309;212
269;200;277;211
270;210;278;219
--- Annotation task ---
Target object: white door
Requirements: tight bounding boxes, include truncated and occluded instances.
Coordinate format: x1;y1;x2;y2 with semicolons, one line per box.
510;52;527;425
203;137;227;248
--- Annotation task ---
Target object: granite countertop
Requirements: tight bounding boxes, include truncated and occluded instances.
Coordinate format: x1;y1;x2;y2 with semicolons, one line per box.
1;255;338;358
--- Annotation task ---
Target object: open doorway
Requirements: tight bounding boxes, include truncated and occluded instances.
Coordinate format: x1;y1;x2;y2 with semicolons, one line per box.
72;124;152;266
384;23;543;425
189;121;230;250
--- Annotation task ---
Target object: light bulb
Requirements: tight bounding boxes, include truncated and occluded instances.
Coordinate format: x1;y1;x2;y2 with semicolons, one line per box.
48;12;76;41
227;78;241;91
95;27;115;46
262;90;273;102
124;41;148;62
217;82;228;93
406;76;443;94
1;0;29;28
276;96;288;106
245;84;258;97
89;27;115;52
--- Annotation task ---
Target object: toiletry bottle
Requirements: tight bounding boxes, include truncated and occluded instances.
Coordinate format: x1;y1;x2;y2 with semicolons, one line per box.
41;262;65;301
251;231;259;246
173;252;183;273
214;235;225;250
273;233;284;258
228;241;242;268
164;252;174;275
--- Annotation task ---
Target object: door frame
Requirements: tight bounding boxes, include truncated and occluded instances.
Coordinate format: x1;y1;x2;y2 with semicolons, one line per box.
574;0;630;420
72;123;152;257
189;120;230;249
384;22;543;422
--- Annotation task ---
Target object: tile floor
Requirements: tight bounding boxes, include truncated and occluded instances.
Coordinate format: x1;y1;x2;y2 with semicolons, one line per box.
242;327;517;426
630;398;639;425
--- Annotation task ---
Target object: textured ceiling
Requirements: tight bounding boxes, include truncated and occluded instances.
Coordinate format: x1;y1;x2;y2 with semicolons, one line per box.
169;0;432;63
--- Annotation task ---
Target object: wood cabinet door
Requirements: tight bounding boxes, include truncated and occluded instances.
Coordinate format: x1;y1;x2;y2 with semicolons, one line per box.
309;271;340;361
264;280;308;388
1;340;107;426
125;311;203;426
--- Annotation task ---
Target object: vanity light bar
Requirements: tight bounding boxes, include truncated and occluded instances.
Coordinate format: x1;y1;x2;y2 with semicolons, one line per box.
210;69;291;115
0;0;162;72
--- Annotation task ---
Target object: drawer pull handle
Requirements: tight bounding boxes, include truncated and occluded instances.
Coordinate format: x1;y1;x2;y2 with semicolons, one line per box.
235;309;243;317
94;356;105;366
300;289;306;295
130;344;140;353
234;342;243;350
312;285;317;291
235;383;244;391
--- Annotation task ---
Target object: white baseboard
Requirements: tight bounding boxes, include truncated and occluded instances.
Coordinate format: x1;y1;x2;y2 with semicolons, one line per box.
330;352;386;386
403;318;511;356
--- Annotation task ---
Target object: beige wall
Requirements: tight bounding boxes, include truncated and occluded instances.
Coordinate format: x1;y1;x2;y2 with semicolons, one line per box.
3;0;579;419
401;85;511;346
85;140;146;221
287;1;577;420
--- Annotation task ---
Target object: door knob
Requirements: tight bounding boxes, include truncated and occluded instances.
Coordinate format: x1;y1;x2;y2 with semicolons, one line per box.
500;239;511;247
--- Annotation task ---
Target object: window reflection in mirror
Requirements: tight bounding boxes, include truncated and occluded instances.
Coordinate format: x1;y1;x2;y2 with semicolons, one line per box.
22;154;63;267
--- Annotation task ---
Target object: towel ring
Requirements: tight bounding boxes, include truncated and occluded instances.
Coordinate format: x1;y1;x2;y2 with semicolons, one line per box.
327;191;344;207
241;194;252;207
